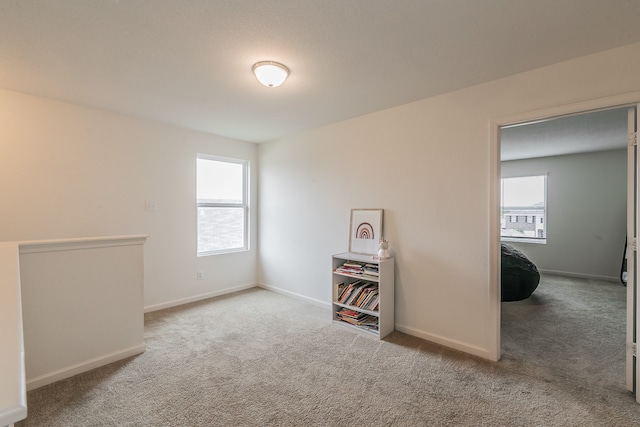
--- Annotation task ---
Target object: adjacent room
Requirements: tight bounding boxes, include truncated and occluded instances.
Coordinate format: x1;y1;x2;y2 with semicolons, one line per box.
500;108;629;396
2;1;640;425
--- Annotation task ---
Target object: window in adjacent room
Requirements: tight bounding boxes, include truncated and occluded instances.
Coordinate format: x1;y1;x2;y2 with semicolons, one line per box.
500;174;547;243
196;155;249;255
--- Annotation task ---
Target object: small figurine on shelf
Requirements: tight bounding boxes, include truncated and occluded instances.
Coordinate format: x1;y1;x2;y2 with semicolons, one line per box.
377;238;390;259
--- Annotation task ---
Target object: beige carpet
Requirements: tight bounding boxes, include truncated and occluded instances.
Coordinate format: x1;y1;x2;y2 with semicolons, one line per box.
17;275;640;426
501;273;628;394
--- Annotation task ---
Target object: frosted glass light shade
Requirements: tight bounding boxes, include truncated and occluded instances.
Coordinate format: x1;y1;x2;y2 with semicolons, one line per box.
252;61;289;87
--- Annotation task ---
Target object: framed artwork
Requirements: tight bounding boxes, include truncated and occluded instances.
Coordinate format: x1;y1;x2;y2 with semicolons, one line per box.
349;209;383;255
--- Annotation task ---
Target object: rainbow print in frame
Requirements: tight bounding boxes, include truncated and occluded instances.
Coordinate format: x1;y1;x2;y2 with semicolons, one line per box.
349;208;383;255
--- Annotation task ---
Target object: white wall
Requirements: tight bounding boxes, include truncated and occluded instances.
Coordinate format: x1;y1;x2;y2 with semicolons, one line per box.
19;236;146;390
502;149;626;281
258;41;640;360
0;90;258;310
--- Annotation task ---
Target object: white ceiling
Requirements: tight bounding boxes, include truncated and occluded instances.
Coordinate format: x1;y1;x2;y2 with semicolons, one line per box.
501;108;630;161
1;1;640;143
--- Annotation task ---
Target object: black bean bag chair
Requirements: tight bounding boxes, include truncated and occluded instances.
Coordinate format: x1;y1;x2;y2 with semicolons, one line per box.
501;243;540;301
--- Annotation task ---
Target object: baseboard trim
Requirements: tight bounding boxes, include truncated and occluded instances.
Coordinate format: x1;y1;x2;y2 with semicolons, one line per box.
258;285;494;360
144;283;258;313
26;344;146;391
538;269;619;283
394;324;494;361
257;283;329;308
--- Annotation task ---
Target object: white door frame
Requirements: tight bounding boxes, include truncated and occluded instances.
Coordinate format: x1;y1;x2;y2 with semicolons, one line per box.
627;105;639;394
489;91;640;403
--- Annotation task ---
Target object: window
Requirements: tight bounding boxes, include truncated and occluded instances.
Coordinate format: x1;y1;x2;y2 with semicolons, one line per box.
197;155;249;255
500;174;547;243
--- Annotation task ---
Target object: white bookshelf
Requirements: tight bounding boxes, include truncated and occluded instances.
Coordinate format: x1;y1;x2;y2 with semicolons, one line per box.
332;252;394;339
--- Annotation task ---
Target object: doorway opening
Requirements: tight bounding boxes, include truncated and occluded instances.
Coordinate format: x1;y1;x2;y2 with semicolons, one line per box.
495;105;635;396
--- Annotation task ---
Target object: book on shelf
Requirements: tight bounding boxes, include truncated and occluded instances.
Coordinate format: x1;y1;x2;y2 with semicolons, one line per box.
343;281;369;306
335;280;379;311
337;280;361;304
368;295;380;311
353;284;376;307
358;287;379;310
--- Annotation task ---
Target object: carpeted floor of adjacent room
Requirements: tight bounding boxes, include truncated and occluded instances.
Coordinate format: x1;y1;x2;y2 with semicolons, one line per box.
17;274;640;426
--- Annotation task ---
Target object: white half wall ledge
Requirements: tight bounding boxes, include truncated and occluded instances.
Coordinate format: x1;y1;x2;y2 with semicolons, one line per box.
18;234;148;254
13;234;148;392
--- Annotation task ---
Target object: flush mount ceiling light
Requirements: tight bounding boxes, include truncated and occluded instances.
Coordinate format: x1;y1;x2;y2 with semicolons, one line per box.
252;61;289;88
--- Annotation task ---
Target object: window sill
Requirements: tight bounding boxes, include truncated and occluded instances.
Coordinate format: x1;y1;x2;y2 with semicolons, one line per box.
501;237;546;245
197;247;249;257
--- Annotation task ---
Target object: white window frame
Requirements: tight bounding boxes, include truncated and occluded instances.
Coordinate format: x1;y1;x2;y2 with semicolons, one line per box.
196;154;249;256
500;174;547;245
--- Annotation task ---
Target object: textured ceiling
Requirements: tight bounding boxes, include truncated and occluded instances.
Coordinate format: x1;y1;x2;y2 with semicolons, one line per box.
1;1;640;143
501;108;630;161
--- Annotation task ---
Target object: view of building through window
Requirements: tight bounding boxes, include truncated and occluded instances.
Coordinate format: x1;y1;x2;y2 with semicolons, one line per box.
501;175;546;241
196;155;248;255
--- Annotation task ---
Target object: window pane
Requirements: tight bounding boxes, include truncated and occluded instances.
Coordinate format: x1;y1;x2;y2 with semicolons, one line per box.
501;175;546;241
196;159;243;203
502;175;545;207
197;207;245;252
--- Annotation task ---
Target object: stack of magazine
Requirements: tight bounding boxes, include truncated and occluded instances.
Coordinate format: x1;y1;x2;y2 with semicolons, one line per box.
335;308;378;332
335;261;379;279
335;261;365;275
363;263;379;276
